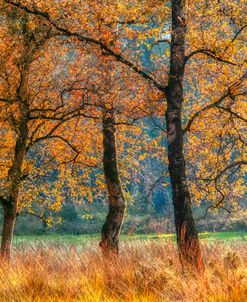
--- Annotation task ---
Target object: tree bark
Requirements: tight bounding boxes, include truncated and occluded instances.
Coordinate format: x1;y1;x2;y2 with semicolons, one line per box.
165;0;204;270
1;116;28;261
99;111;126;257
1;200;17;261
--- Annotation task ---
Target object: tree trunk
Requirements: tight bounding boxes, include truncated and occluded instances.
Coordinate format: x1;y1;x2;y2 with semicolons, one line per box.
165;0;204;270
99;111;126;256
0;118;28;261
1;201;17;261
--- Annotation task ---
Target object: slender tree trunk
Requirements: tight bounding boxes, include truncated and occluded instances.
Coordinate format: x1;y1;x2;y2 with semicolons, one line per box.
99;111;126;256
0;118;28;261
165;0;204;270
1;201;17;261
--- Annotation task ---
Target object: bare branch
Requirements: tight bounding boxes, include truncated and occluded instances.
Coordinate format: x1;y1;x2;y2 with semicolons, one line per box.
16;210;47;223
185;48;238;66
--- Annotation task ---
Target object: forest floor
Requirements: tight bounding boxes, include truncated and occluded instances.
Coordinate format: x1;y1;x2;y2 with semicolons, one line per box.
0;232;246;302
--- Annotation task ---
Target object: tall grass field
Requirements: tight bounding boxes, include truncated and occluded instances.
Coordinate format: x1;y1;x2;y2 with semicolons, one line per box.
0;232;246;302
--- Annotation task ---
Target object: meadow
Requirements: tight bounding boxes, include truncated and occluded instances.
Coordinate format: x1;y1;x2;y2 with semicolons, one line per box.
0;232;246;302
12;231;247;246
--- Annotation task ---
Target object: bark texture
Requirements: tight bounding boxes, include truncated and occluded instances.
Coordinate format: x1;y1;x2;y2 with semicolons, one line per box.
99;111;126;256
165;0;204;270
1;200;17;261
1;116;28;260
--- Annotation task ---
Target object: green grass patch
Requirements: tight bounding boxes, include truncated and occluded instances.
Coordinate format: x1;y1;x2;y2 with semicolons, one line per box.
12;231;246;247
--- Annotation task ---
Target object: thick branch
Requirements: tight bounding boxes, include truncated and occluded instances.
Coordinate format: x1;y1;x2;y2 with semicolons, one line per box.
183;72;247;133
183;93;229;133
185;49;238;66
4;0;166;92
216;105;247;123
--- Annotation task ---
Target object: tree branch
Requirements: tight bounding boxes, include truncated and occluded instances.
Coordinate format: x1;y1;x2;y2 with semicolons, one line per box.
185;48;238;66
216;105;247;123
4;0;166;92
16;210;47;223
194;160;247;182
183;92;229;133
183;72;247;133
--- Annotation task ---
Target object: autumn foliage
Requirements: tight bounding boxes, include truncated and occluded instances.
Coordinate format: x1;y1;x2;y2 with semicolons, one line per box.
0;0;246;273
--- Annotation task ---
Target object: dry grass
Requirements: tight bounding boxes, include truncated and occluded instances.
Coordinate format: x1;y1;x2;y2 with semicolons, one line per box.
0;240;246;302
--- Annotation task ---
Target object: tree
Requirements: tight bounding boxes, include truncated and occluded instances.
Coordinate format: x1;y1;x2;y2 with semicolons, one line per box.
0;10;54;259
0;8;99;259
61;56;160;256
